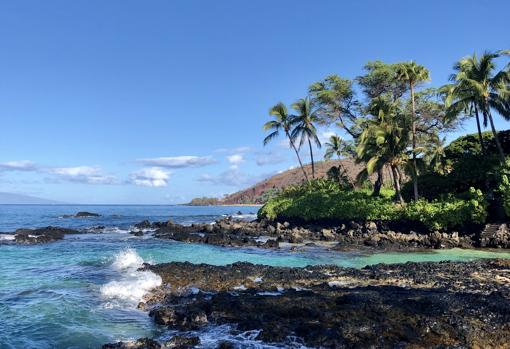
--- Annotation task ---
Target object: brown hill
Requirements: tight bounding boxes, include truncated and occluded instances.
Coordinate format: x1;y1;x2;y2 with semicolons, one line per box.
219;159;377;205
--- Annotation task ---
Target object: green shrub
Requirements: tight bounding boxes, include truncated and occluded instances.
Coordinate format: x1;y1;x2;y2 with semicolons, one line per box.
404;188;487;230
259;180;487;231
497;160;510;217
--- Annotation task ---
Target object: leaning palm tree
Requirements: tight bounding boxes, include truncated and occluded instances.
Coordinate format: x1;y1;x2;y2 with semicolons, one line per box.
290;97;322;179
324;135;355;188
448;51;510;163
395;61;430;200
263;102;309;181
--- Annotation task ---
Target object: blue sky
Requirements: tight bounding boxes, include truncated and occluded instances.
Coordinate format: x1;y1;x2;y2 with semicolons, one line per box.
0;0;509;204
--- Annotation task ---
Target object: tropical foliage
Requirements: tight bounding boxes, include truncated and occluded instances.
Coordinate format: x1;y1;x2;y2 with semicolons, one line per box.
258;180;486;230
261;48;510;227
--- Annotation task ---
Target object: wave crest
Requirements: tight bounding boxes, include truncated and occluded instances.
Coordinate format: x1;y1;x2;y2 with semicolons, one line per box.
100;249;161;304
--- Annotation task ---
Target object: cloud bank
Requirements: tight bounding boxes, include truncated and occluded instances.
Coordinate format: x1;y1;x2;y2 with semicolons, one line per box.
138;156;216;168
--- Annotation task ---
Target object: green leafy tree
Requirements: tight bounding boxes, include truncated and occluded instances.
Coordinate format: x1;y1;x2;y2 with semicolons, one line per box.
263;102;309;181
290;97;322;179
357;61;408;101
395;61;430;200
309;75;361;138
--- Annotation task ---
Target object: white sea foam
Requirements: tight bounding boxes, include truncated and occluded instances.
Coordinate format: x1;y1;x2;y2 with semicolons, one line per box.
100;249;162;304
231;213;258;221
103;227;130;234
193;324;310;348
0;234;15;241
328;280;349;288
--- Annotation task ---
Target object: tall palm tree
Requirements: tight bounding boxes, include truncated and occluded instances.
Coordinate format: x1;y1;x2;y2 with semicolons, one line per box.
324;135;355;188
263;102;309;181
291;97;322;179
447;51;510;163
357;101;410;204
395;61;430;200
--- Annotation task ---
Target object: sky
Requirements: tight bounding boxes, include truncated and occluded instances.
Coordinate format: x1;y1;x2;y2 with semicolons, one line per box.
0;0;509;204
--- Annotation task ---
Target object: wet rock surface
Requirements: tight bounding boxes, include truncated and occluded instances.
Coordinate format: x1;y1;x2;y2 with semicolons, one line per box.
13;226;80;244
144;217;510;251
102;336;200;349
132;259;510;348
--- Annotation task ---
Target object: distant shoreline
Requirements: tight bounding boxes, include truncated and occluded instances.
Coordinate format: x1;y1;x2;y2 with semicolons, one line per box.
184;203;263;207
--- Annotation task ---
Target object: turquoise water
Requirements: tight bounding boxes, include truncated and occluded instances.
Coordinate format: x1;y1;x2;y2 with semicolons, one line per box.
1;205;510;348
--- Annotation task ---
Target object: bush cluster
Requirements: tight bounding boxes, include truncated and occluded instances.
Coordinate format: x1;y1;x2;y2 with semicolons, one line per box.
258;180;487;230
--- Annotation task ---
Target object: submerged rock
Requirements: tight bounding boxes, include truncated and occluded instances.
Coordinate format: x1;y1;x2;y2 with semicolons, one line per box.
164;335;200;348
102;336;200;349
102;337;161;349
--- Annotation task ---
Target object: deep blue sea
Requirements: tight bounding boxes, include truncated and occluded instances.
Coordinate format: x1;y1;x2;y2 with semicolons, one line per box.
1;205;510;349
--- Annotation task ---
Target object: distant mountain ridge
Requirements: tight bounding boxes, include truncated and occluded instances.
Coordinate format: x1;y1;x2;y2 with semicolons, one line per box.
187;159;373;206
0;192;64;204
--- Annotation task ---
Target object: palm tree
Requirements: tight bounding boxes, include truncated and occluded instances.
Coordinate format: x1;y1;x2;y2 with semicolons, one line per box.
395;61;430;200
423;133;447;174
263;102;309;181
442;83;486;153
447;51;510;163
324;135;355;188
290;97;322;179
357;101;410;204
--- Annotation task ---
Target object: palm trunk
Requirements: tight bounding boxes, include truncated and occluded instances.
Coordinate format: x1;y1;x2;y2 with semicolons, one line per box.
286;132;309;181
396;167;404;186
308;138;315;179
474;104;485;154
410;83;419;201
485;109;505;164
372;168;384;197
391;165;404;204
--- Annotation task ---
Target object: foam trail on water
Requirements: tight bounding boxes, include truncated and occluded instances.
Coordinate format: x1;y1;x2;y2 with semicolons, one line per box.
0;234;15;241
100;249;161;304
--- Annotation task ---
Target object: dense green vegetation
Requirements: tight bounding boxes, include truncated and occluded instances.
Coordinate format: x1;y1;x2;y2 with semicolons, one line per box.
258;180;486;230
260;49;510;230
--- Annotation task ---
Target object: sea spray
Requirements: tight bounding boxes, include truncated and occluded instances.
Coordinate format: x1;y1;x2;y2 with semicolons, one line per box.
100;248;162;304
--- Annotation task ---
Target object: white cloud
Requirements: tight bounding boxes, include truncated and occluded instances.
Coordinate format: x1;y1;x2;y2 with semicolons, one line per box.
197;168;274;187
0;160;38;171
215;146;252;154
226;154;244;169
319;131;336;144
138;156;216;168
129;167;170;187
48;166;118;185
256;151;286;166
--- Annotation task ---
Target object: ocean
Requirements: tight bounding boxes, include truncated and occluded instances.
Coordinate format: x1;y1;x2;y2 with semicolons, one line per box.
1;205;510;348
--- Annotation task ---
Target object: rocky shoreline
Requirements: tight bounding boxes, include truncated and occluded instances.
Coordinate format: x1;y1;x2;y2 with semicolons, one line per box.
4;215;510;253
144;217;510;251
4;209;510;250
103;259;510;348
